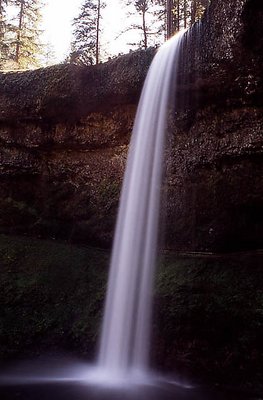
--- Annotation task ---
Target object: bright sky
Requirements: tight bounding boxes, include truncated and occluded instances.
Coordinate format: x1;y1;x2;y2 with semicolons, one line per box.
42;0;132;63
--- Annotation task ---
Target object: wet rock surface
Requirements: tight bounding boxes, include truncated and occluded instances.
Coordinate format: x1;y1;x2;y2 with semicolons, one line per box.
0;48;155;246
0;0;262;251
166;0;263;251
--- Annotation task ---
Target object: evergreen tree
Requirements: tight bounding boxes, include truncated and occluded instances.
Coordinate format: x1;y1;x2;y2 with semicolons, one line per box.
0;0;7;42
11;0;44;69
42;41;56;67
190;0;209;25
165;0;210;39
126;0;162;49
71;0;105;66
0;0;9;67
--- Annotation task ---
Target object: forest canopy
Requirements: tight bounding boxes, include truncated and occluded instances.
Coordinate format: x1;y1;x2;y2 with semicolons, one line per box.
0;0;209;70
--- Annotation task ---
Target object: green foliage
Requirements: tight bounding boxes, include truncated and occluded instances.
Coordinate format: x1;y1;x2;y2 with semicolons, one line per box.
0;235;262;392
97;179;120;207
13;0;44;68
0;0;44;70
164;0;210;37
132;0;210;45
0;234;109;358
0;0;9;67
70;0;105;66
125;0;163;49
154;253;263;389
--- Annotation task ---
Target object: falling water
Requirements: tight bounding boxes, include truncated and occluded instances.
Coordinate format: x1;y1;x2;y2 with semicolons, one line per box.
98;31;186;378
0;30;210;397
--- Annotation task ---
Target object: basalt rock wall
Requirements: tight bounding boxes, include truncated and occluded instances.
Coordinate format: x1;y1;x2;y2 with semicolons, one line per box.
164;0;263;251
0;50;154;246
0;0;263;251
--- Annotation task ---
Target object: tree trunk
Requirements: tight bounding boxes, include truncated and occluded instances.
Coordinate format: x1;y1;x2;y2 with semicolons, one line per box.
191;0;197;25
15;0;24;64
166;0;173;39
142;6;148;49
183;0;187;29
176;0;180;31
0;0;5;40
96;0;100;64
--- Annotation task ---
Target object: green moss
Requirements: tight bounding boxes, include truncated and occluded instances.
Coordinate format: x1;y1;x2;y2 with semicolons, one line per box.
0;234;109;359
0;234;262;393
153;253;263;391
97;179;120;205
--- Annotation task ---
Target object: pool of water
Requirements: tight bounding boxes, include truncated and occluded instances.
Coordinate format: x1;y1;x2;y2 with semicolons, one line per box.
0;356;258;400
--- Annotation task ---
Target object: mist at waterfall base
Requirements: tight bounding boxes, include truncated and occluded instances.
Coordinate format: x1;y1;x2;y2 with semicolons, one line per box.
0;357;240;400
0;31;237;400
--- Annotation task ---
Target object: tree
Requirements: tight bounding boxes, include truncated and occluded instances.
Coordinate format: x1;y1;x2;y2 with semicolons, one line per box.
42;41;56;67
126;0;163;49
0;0;9;66
190;0;209;24
71;0;105;66
11;0;44;69
0;0;7;42
165;0;210;38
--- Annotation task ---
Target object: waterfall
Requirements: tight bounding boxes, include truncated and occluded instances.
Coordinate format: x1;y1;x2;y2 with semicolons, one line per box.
98;31;185;378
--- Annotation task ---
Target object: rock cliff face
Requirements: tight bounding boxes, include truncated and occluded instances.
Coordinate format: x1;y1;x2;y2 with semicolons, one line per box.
0;0;262;251
0;50;154;246
165;0;263;251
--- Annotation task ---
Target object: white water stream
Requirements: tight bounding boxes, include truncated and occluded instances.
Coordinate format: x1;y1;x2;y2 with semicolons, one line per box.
98;31;186;379
0;31;194;393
